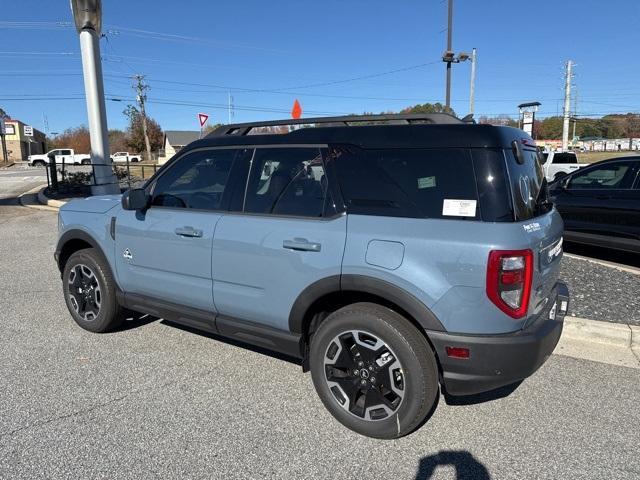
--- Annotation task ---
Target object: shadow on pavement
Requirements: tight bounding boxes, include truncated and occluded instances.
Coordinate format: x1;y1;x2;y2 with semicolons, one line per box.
117;311;161;331
160;319;303;367
443;381;522;406
416;450;490;480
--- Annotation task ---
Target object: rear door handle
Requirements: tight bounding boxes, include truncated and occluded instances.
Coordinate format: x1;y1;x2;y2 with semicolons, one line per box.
283;238;322;252
175;226;203;238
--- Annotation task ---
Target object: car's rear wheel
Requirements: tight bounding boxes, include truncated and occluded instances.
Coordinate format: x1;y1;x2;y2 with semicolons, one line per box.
62;248;123;333
81;159;91;165
554;172;566;180
309;302;439;439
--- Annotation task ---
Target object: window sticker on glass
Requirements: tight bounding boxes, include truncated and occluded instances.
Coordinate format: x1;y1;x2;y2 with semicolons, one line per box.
442;199;477;217
417;176;436;189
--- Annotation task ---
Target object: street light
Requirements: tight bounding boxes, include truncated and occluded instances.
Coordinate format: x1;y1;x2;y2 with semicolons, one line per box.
442;48;477;114
70;0;118;195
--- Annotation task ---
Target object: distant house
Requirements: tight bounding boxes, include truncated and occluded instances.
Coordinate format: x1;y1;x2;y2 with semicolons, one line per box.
159;130;200;164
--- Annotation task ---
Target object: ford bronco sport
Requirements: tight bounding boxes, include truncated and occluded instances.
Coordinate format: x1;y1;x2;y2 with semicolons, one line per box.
55;113;569;439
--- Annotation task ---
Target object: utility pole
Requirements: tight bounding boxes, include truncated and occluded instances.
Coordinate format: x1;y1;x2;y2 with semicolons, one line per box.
572;88;578;141
71;0;118;195
469;48;477;115
562;60;573;151
445;0;454;108
227;90;234;124
133;74;152;162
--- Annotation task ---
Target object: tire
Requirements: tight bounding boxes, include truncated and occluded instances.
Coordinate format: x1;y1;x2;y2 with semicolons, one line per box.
62;248;123;333
32;160;46;167
130;157;139;163
309;302;439;439
554;172;566;180
81;159;91;165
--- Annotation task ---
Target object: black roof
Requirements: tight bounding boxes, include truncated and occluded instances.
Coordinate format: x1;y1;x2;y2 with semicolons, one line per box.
182;114;527;151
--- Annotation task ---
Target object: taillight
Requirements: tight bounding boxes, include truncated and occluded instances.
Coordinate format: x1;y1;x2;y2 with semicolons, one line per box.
486;249;533;319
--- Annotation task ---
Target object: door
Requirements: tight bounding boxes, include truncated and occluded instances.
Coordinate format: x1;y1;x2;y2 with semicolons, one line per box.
212;146;347;332
56;149;72;165
115;147;246;311
554;159;640;245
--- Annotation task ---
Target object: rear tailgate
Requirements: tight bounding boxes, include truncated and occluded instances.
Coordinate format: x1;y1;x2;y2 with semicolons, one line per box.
503;138;564;324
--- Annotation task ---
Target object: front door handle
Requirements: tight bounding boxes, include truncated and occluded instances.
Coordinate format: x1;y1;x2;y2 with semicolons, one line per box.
283;238;322;252
175;226;203;238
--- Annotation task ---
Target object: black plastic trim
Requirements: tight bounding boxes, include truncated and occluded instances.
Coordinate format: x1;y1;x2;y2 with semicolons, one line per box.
287;274;446;334
55;229;109;272
119;293;303;358
217;315;302;358
121;292;217;335
288;276;341;334
341;274;446;332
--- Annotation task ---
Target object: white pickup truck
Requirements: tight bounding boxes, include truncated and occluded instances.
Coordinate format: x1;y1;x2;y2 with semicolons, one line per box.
540;151;587;182
110;152;141;163
27;149;91;167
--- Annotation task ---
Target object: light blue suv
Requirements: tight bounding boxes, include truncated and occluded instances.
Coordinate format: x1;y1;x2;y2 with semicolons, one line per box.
55;114;569;439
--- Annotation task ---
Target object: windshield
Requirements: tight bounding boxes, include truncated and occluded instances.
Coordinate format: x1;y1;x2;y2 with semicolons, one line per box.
504;148;547;221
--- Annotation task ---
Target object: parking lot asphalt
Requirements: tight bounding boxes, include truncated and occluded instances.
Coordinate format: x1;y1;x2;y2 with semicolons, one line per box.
1;202;639;479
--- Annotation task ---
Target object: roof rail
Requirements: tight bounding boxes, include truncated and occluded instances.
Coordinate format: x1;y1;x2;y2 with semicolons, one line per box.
208;113;467;137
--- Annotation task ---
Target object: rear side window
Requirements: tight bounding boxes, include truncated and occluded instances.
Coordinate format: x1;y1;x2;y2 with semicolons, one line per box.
552;152;577;164
244;147;329;217
333;146;479;220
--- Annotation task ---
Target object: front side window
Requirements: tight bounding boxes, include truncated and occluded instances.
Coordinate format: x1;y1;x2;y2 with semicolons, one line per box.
61;150;72;156
151;149;239;210
244;147;328;217
567;162;636;190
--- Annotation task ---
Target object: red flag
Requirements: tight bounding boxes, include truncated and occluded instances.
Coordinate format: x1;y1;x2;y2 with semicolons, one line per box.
291;99;302;119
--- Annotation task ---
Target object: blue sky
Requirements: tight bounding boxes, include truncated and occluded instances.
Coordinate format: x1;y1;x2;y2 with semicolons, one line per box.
1;0;639;134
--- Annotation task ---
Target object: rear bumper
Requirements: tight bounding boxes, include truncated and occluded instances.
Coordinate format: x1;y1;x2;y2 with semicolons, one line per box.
429;282;570;396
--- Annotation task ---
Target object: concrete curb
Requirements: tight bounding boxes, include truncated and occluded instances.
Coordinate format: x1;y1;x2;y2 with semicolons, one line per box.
0;162;16;169
18;185;58;212
37;187;66;209
563;316;637;348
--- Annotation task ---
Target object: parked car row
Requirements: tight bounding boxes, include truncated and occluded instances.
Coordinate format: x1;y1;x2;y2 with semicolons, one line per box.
549;156;640;254
27;149;140;166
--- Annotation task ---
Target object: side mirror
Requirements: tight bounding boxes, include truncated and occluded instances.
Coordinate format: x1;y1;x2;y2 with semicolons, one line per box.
121;188;149;211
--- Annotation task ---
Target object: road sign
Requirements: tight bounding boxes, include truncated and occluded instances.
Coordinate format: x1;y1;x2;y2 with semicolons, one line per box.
24;125;33;137
291;99;302;119
198;113;209;127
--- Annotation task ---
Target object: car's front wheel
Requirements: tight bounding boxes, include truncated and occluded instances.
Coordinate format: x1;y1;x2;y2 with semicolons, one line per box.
309;303;439;439
62;248;123;333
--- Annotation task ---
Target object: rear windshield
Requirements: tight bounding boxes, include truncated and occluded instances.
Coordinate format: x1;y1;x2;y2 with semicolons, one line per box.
504;147;547;221
552;152;577;164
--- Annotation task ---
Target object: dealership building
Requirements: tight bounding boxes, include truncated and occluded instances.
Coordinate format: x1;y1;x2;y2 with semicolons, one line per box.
0;118;46;162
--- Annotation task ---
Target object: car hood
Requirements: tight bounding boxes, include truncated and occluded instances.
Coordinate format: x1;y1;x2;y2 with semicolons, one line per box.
61;194;122;214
